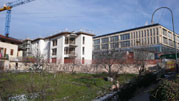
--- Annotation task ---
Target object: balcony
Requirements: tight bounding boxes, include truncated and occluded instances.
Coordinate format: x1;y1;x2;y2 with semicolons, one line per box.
9;57;23;62
67;33;77;38
69;41;77;47
0;54;9;60
64;50;76;58
65;38;77;47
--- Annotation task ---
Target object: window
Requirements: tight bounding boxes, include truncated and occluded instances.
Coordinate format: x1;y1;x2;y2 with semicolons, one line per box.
120;41;130;47
102;37;109;43
163;37;168;44
94;45;100;50
136;40;140;45
144;30;146;37
136;32;138;38
131;33;133;39
52;48;57;55
153;28;155;36
82;57;85;64
110;36;119;42
64;47;68;55
83;37;85;44
131;40;133;46
110;43;119;49
139;31;140;38
94;39;100;45
120;33;130;40
147;29;149;36
82;47;85;55
134;40;136;46
168;32;172;38
65;37;68;44
53;39;57;46
102;44;108;49
157;36;159;43
10;49;13;55
142;31;143;37
148;38;150;44
163;29;167;36
169;39;174;46
151;37;152;44
153;37;155;44
156;28;159;35
150;29;152;36
177;37;179;42
134;32;135;39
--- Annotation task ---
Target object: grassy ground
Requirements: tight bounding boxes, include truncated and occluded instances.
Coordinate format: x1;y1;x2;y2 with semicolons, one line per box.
0;72;136;101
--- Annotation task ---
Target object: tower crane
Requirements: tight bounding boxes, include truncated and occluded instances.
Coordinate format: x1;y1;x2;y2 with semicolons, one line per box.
0;0;35;36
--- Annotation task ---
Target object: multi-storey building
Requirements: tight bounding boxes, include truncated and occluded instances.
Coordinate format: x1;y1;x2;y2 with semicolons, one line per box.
30;31;94;64
0;34;23;70
22;38;32;57
93;23;179;59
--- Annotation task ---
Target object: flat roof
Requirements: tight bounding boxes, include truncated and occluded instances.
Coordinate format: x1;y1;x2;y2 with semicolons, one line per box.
94;23;161;38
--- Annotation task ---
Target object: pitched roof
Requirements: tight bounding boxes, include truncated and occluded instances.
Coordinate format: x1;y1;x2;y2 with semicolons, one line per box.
0;34;22;44
76;31;95;36
44;32;71;39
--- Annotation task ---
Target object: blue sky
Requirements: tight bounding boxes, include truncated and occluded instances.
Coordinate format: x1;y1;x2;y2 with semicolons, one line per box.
0;0;179;39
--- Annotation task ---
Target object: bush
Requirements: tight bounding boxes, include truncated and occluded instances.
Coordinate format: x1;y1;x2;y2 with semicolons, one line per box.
118;72;158;100
150;77;179;101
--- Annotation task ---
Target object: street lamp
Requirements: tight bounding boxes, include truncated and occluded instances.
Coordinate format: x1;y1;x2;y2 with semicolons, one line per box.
151;7;178;73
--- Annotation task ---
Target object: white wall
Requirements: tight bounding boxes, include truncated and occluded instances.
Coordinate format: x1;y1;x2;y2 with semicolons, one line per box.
75;34;93;64
83;35;93;64
49;36;64;64
31;39;51;61
30;33;93;65
76;35;82;62
0;41;18;59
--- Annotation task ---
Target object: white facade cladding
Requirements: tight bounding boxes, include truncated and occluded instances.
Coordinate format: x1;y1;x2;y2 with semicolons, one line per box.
30;32;94;64
75;34;93;64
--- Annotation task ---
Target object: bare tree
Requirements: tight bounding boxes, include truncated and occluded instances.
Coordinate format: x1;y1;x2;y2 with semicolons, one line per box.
93;49;127;77
133;47;155;75
69;58;80;73
31;44;45;71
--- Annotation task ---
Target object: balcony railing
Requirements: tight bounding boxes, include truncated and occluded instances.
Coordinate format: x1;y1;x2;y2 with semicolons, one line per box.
64;51;76;57
68;34;77;38
9;57;23;62
0;54;9;60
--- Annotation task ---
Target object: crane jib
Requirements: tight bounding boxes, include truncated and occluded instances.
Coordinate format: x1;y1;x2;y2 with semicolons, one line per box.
0;0;35;35
7;0;35;8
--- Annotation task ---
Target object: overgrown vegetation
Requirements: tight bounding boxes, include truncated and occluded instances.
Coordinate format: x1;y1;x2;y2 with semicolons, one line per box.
117;72;159;100
0;72;136;101
150;74;179;101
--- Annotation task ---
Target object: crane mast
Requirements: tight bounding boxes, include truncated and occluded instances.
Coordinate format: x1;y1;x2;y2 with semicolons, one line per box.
0;0;35;36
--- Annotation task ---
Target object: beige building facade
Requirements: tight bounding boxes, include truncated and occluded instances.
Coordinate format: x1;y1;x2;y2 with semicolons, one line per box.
93;23;179;55
0;34;23;70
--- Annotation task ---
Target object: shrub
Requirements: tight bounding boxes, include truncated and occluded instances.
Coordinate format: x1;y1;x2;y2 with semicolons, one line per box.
117;72;158;100
150;77;179;101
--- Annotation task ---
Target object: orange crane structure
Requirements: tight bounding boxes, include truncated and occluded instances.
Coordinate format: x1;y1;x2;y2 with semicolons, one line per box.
0;0;35;36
